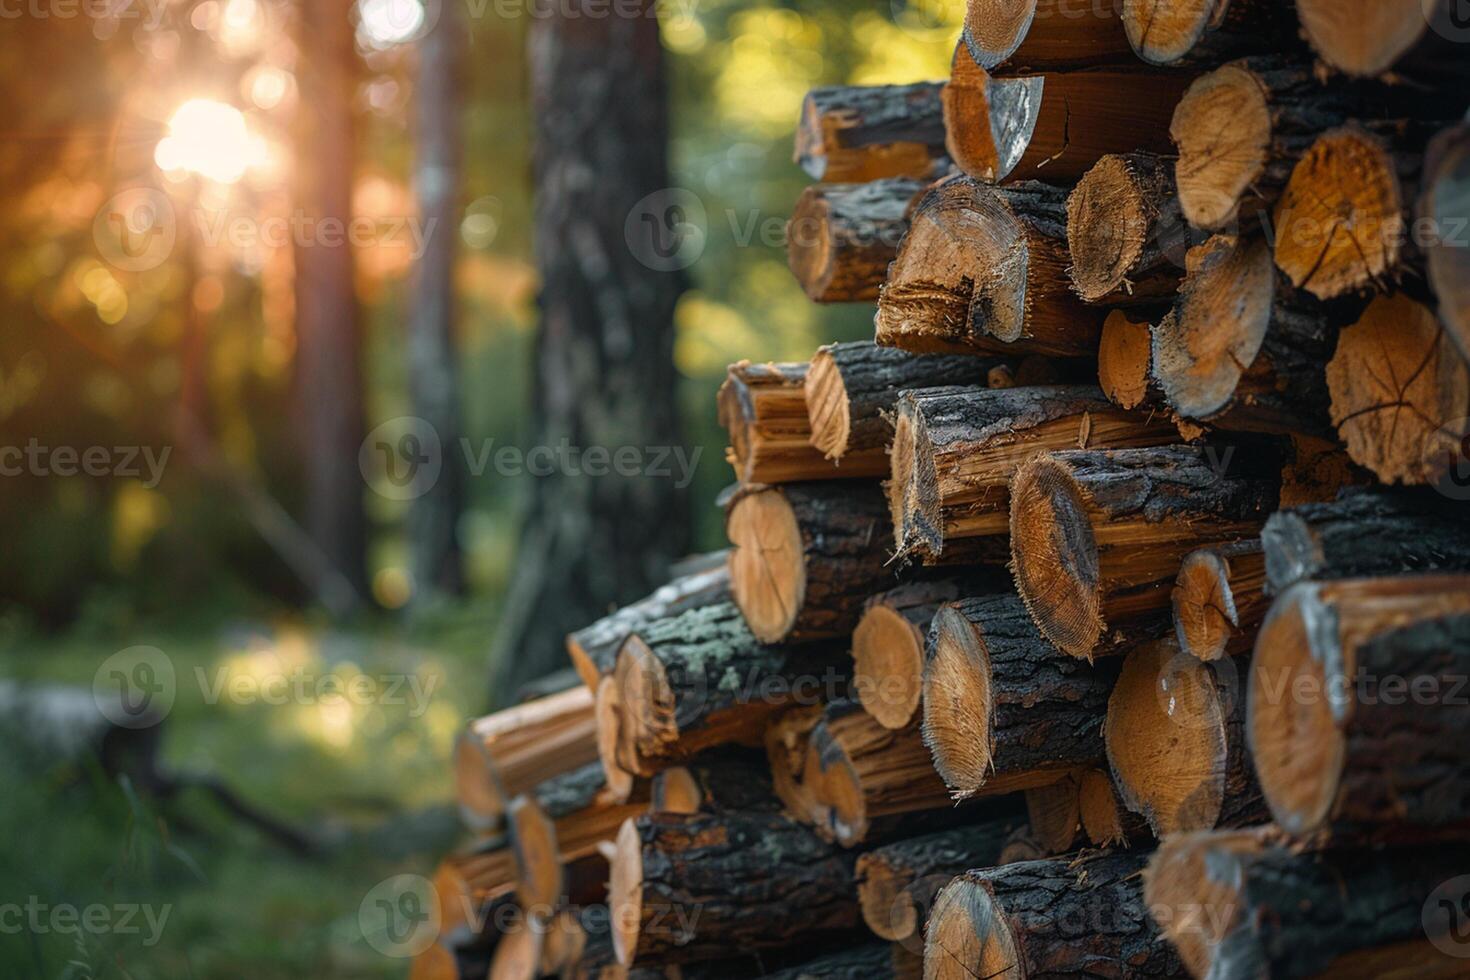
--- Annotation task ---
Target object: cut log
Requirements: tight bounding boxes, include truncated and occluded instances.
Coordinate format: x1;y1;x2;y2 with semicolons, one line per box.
962;0;1134;73
488;919;543;980
1146;828;1470;980
438;846;518;946
1422;118;1470;365
1248;575;1470;842
1009;444;1281;659
1024;774;1084;854
1121;0;1299;67
926;852;1183;979
648;751;778;815
1150;233;1341;436
599;599;846;790
998;825;1048;864
1297;0;1470;80
1326;291;1470;486
944;44;1190;184
725;481;897;644
795;83;948;183
1067;152;1191;305
1105;638;1265;835
1078;767;1151;847
788;180;927;303
1172;540;1268;662
1261;488;1470;594
890;385;1178;563
763;943;923;980
609;810;858;966
765;702;826;821
565;554;730;690
922;595;1115;800
856;819;1021;944
876;177;1105;359
804;341;1002;466
1278;433;1364;508
456;685;598;832
1097;309;1162;411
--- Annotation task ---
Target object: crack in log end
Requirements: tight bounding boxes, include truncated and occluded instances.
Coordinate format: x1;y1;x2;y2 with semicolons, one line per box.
1171;62;1273;231
726;489;804;643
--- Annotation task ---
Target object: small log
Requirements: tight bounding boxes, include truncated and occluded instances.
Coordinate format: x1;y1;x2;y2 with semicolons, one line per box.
1278;433;1364;508
725;481;897;644
565;554;730;689
648;751;778;815
1261;488;1470;594
944;44;1189;184
1009;444;1281;659
1423;119;1470;365
876;177;1105;359
787;179;926;303
1105;638;1265;835
1078;767;1151;847
795;83;948;183
1146;828;1470;980
1327;291;1470;486
889;384;1178;563
600;600;845;789
805;340;1002;466
998;825;1049;864
1298;0;1470;80
1097;309;1162;411
762;943;923;980
456;686;598;833
1249;575;1470;842
1172;540;1268;662
488;919;542;980
926;852;1183;980
1121;0;1299;67
1067;152;1191;305
856;820;1021;944
609;810;858;966
962;0;1134;73
922;595;1115;800
1150;234;1341;437
1024;774;1084;854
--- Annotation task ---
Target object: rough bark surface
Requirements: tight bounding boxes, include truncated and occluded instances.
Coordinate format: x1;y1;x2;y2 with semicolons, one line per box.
719;360;863;484
762;944;921;980
788;180;925;303
795;83;949;183
649;750;778;815
1122;0;1302;66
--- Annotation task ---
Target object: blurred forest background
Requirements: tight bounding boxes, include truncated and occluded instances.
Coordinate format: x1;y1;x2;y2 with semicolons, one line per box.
0;0;961;975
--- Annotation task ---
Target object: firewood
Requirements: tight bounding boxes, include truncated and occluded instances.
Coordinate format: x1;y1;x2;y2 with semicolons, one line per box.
1278;433;1364;507
944;43;1189;185
648;751;778;815
1024;774;1084;854
1009;444;1281;659
565;554;730;689
1146;827;1470;979
1077;767;1151;847
1120;0;1300;66
1326;292;1470;486
725;481;897;643
437;847;517;949
1105;638;1265;835
922;595;1115;800
599;600;846;792
1067;152;1190;305
1261;488;1470;594
855;819;1021;943
488;921;542;980
765;702;826;821
609;810;858;966
876;178;1105;358
1097;309;1163;411
795;83;948;183
762;943;923;980
1172;540;1268;662
1151;234;1341;436
926;852;1183;979
1297;0;1470;80
962;0;1134;73
412;941;490;980
998;825;1048;864
804;341;1002;467
1249;575;1470;843
889;385;1178;563
1423;118;1470;364
787;180;926;303
456;686;598;832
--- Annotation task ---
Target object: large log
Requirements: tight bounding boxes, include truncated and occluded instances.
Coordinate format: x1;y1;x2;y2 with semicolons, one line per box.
856;819;1021;944
922;594;1115;800
876;178;1105;359
565;554;730;690
1009;444;1281;659
1172;539;1268;662
889;385;1178;563
1146;828;1470;980
962;0;1134;73
1120;0;1299;67
1066;152;1190;305
1249;575;1470;842
926;852;1183;979
1297;0;1470;80
1423;119;1470;365
1105;638;1265;835
725;481;897;644
804;341;1003;467
609;810;858;966
795;83;948;183
788;179;926;303
1326;291;1470;486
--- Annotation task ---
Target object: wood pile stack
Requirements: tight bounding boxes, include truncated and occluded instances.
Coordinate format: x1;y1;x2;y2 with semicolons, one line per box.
418;3;1470;977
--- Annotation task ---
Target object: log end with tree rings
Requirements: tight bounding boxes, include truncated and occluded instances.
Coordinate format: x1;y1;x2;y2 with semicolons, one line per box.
1423;120;1470;365
1078;768;1141;847
1172;544;1266;663
1066;153;1173;303
726;489;806;643
650;766;702;816
1170;62;1273;231
852;602;927;730
1097;310;1154;411
1142;829;1262;978
804;346;850;461
1008;454;1104;659
1295;0;1433;78
595;675;636;803
920;605;996;799
507;795;563;914
802;721;869;845
608;817;643;966
925;875;1022;980
943;47;1044;183
962;0;1040;72
454;728;504;832
1121;0;1223;65
786;186;840;303
489;921;543;980
1274;125;1405;301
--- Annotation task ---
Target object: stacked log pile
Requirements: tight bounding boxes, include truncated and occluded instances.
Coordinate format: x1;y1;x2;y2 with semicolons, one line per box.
418;4;1470;976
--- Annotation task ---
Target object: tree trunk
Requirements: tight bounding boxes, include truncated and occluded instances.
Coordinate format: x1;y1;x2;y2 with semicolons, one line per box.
787;180;926;303
794;83;949;183
491;0;688;706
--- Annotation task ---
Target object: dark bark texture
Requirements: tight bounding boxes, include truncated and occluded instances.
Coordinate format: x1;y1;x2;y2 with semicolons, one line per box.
1124;0;1303;67
795;83;949;183
760;944;915;980
788;180;924;303
857;819;1022;938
